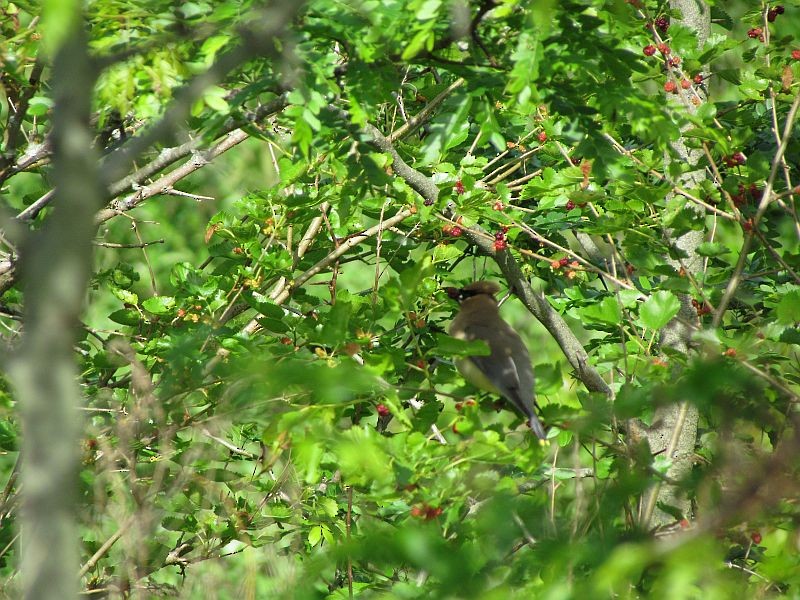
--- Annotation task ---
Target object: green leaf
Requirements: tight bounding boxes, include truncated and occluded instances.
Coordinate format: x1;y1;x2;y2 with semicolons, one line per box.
142;296;177;315
244;291;284;319
308;525;323;547
696;242;730;257
776;290;800;324
436;335;491;357
110;287;138;305
640;291;681;330
402;29;431;60
581;296;621;326
108;309;142;326
415;0;441;20
203;86;230;113
28;96;54;117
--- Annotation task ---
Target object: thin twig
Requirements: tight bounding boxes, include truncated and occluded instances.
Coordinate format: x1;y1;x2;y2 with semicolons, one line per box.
713;90;800;327
92;239;165;248
78;517;134;578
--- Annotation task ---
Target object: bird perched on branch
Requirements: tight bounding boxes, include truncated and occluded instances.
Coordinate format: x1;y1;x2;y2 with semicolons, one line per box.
446;281;547;440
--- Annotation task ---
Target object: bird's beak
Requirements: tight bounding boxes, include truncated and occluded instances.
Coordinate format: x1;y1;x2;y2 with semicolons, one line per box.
444;286;461;301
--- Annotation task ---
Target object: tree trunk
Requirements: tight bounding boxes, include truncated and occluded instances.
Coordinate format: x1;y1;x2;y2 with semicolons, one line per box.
640;0;710;529
9;22;103;599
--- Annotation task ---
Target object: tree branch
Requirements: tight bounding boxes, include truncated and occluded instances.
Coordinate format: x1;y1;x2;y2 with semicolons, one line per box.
355;112;613;398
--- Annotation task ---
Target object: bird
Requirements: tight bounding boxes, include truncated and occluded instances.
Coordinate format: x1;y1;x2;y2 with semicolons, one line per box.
445;281;547;440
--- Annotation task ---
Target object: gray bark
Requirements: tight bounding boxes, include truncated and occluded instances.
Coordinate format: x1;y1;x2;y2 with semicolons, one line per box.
641;0;710;529
8;26;102;600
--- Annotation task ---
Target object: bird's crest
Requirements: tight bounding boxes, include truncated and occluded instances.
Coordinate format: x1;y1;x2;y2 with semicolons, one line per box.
445;280;500;302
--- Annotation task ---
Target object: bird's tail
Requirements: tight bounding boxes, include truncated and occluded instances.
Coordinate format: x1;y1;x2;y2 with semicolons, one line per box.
529;414;547;440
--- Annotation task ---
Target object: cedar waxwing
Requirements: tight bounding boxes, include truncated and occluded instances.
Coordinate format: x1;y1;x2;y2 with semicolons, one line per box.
446;281;547;440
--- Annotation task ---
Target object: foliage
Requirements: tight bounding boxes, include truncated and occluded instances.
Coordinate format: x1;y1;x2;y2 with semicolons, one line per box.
1;0;800;597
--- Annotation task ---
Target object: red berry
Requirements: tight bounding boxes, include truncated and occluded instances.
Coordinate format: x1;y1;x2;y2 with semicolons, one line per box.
680;79;691;89
425;506;442;520
492;200;504;211
376;404;390;417
657;43;670;55
494;231;505;240
724;152;746;167
454;180;465;195
792;49;800;60
654;16;669;32
668;56;681;67
664;80;677;93
643;45;656;56
748;27;763;39
751;531;762;544
565;200;576;210
768;6;784;21
493;239;508;251
424;198;434;206
450;226;462;237
693;74;704;84
559;257;569;267
538;131;547;142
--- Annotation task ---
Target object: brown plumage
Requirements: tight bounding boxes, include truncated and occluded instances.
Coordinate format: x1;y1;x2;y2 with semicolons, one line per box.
446;281;547;440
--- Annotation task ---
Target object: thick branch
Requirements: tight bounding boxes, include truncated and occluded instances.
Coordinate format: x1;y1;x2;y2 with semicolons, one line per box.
361;115;612;398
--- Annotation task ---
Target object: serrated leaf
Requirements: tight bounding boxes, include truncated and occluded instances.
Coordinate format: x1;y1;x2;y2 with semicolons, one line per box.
142;296;176;315
111;286;138;305
317;497;339;518
581;296;621;326
776;290;800;324
696;242;729;257
640;291;681;330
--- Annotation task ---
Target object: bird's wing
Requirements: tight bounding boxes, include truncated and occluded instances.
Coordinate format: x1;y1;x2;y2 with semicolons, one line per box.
460;322;547;439
460;323;531;407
